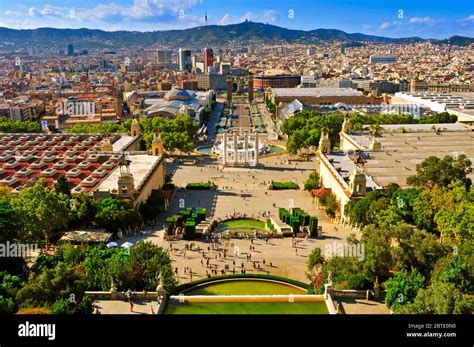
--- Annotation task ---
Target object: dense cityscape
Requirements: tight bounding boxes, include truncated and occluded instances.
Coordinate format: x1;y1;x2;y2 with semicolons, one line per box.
0;0;472;344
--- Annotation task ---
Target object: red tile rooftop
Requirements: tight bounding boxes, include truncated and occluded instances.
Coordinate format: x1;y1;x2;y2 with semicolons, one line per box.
0;133;125;193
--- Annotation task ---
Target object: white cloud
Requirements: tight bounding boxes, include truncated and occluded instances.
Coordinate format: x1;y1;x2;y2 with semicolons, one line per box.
465;15;474;21
24;0;201;24
262;10;279;23
217;14;233;26
379;22;391;30
409;17;435;24
4;10;22;17
28;5;68;18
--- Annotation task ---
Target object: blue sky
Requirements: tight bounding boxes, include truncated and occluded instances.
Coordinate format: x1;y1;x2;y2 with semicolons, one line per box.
1;0;473;38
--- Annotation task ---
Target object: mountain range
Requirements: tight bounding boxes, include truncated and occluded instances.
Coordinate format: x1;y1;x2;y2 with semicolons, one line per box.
0;21;473;50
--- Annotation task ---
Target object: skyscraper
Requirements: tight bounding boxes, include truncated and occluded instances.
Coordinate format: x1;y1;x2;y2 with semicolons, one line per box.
204;47;214;74
67;44;74;56
179;48;192;72
157;50;172;64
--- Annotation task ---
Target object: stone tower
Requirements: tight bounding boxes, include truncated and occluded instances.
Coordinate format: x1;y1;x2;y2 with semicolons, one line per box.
226;76;233;104
342;113;351;134
319;127;331;154
117;158;135;198
100;136;113;152
248;74;254;104
151;131;165;156
130;118;141;137
348;167;367;196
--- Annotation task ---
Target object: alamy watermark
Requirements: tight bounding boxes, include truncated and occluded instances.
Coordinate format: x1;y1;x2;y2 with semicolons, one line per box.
380;102;420;116
0;241;38;257
324;241;365;261
55;100;96;116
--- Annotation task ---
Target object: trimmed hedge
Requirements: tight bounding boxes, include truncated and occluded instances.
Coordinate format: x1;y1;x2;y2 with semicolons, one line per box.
186;181;212;190
279;207;318;235
271;181;298;190
172;274;312;294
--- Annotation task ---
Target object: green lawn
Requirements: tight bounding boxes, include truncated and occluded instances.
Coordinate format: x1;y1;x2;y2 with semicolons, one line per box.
221;219;265;229
186;280;305;296
164;300;328;314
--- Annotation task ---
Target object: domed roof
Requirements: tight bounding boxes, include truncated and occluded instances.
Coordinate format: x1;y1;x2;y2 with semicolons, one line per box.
335;102;349;110
164;87;191;101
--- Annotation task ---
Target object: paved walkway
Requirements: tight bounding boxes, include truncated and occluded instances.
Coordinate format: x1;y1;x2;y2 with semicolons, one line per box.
119;154;355;284
206;102;224;142
337;298;391;314
95;300;158;315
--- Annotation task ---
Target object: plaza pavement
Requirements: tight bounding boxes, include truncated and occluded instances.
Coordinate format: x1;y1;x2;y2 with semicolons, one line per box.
119;154;356;284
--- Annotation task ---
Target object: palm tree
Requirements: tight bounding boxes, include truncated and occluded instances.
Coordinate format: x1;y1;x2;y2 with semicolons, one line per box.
368;123;383;137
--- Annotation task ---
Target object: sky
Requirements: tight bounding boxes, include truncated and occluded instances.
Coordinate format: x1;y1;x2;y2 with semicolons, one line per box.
0;0;473;39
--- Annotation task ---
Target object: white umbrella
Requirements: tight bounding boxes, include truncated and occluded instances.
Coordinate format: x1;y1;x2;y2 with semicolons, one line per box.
106;242;119;248
121;242;134;249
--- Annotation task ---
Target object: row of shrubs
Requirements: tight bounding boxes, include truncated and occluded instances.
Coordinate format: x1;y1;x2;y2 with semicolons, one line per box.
271;181;299;190
165;207;208;239
279;207;319;236
186;181;213;190
172;274;313;294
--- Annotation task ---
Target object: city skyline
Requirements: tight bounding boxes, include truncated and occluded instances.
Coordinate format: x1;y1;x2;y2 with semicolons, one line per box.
1;0;474;39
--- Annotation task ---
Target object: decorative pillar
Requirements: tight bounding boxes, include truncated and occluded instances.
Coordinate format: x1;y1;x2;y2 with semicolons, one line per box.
248;74;254;104
233;132;238;166
226;77;233;104
222;133;227;165
244;130;249;165
254;130;259;166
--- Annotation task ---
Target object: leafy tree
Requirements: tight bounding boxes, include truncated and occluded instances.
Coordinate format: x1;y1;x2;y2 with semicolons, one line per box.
0;117;42;133
346;190;387;226
384;268;425;309
66;115;198;154
0;295;16;314
0;198;22;243
348;112;456;132
94;197;130;232
395;282;472;314
281;111;344;154
306;247;325;281
321;256;362;290
432;181;474;241
54;175;71;196
407;155;472;189
390;224;449;277
108;241;177;292
359;224;393;282
68;193;97;229
304;172;321;191
431;241;473;292
15;262;90;313
12;182;69;245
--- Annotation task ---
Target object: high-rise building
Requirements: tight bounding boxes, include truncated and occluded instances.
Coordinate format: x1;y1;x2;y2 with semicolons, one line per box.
196;73;227;90
220;63;231;76
178;48;192;72
67;44;74;56
204;47;214;74
157;50;173;64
